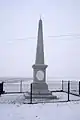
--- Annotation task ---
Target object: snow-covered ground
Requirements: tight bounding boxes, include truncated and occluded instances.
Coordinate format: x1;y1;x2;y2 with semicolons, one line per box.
0;101;80;120
0;92;80;104
0;91;80;120
0;80;80;120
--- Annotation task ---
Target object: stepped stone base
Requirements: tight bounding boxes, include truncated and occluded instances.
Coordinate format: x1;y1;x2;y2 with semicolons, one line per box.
31;82;57;99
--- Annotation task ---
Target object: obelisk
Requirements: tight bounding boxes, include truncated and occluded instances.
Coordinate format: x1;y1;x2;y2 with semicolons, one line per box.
32;18;52;95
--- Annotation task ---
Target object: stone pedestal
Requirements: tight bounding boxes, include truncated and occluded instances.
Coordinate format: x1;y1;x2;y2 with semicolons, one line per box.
32;82;51;94
31;82;57;99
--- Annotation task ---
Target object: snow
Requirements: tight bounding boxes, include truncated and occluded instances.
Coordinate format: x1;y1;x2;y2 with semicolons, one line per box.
0;101;80;120
0;93;80;120
0;80;80;120
0;92;80;104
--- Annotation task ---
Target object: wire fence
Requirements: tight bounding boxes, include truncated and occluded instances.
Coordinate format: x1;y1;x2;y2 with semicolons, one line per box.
62;80;80;96
29;81;80;104
0;80;80;104
3;80;31;93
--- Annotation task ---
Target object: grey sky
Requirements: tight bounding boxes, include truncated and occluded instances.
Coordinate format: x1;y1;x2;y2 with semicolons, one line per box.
0;0;80;78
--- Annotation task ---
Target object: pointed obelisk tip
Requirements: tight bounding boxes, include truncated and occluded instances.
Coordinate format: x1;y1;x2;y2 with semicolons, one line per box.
40;15;41;19
39;16;42;25
39;15;42;21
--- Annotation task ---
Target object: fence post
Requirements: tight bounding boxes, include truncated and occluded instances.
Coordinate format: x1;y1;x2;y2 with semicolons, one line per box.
0;82;5;95
20;80;22;92
62;80;63;91
79;81;80;95
68;81;70;101
30;83;32;104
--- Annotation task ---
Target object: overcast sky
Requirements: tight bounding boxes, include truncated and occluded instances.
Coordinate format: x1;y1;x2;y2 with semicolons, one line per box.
0;0;80;79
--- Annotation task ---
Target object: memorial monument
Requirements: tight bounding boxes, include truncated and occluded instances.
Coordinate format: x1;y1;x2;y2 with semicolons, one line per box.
32;18;52;97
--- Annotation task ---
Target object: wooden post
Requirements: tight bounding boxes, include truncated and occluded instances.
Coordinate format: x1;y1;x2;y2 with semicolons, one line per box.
30;83;32;104
79;81;80;95
62;80;63;91
20;80;22;92
0;82;4;95
68;81;70;101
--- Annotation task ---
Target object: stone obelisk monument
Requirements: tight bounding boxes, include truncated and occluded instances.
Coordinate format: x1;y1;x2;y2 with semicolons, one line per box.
32;18;52;96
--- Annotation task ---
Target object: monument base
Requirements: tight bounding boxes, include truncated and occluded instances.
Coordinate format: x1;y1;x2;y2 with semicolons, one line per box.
31;82;57;99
